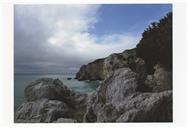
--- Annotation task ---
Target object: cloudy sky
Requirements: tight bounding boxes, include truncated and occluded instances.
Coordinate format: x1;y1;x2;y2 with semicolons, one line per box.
14;4;172;74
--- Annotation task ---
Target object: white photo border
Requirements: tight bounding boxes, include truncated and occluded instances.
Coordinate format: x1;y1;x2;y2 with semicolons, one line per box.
0;0;187;128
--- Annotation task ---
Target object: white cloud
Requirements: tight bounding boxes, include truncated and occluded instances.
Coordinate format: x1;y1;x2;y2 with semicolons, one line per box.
44;5;138;59
48;32;138;60
15;5;139;73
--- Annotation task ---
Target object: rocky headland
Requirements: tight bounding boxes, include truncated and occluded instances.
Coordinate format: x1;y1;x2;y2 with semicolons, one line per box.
15;12;172;123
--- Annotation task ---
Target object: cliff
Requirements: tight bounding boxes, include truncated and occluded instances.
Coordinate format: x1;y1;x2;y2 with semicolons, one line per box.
75;48;137;81
77;12;173;122
75;58;105;81
76;12;172;80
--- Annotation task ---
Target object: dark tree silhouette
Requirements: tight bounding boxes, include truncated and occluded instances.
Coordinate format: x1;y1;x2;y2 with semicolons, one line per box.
136;12;172;73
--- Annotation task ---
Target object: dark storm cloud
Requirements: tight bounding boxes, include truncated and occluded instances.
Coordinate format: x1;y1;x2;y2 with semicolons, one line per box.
14;5;90;73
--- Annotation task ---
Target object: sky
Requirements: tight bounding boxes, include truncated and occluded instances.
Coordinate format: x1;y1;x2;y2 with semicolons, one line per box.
14;4;172;74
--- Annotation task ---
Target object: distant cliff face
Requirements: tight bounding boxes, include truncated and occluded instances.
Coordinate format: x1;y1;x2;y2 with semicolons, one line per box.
75;48;138;81
75;59;105;81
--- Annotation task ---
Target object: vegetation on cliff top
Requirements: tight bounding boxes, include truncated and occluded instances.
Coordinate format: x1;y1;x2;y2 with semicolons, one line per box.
136;12;172;73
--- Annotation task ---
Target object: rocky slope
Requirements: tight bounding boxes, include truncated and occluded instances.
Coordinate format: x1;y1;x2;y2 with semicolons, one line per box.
84;68;172;122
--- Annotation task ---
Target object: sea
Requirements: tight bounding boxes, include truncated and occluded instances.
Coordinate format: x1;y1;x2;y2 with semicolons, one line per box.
14;73;100;111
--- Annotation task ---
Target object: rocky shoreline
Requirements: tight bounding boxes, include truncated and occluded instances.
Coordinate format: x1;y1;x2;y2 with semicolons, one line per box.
15;78;88;123
15;12;172;123
15;49;172;123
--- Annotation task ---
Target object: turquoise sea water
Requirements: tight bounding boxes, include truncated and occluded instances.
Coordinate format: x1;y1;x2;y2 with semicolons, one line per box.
14;74;100;111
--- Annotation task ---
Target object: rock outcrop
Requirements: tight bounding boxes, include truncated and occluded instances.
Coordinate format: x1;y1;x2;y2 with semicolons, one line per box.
115;91;172;122
84;68;172;122
25;78;72;102
145;64;172;92
15;78;87;123
15;99;69;123
103;49;136;76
